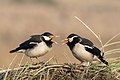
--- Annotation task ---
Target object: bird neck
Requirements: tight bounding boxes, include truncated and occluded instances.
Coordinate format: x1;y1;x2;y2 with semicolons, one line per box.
67;42;75;50
44;41;53;48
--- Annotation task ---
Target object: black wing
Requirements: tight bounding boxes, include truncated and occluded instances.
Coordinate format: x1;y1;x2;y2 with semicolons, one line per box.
85;46;101;56
30;35;42;41
85;46;108;65
80;38;94;47
19;40;37;50
19;35;42;49
10;35;42;53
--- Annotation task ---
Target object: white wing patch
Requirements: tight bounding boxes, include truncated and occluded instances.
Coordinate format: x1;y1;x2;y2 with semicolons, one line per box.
84;45;93;49
79;38;82;42
29;42;38;45
17;49;26;53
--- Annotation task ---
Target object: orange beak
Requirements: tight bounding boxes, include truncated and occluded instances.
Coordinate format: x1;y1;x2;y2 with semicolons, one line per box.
62;38;69;45
49;36;60;44
51;40;58;44
49;35;60;38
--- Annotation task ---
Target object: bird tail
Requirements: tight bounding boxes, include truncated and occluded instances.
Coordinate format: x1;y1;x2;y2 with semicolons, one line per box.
9;48;20;53
98;55;109;65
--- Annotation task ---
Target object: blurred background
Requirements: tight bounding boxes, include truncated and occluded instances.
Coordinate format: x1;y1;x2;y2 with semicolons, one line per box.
0;0;120;68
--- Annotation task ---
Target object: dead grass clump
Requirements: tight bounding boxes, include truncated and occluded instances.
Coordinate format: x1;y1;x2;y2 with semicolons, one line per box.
0;62;120;80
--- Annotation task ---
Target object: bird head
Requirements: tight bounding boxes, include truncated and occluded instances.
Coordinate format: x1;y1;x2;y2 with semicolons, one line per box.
42;32;59;44
62;33;81;45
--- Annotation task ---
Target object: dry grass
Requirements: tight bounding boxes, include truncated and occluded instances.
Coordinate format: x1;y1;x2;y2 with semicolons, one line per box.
0;58;120;80
0;0;120;67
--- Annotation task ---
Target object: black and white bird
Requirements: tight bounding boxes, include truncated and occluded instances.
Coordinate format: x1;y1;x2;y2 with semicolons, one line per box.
63;33;108;66
10;32;58;62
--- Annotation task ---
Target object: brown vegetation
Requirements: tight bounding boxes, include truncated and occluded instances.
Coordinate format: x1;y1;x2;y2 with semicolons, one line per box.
0;62;120;80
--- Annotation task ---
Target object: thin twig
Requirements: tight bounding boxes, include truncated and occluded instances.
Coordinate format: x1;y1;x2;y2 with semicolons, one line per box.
33;64;70;76
33;56;55;76
105;51;120;56
101;41;120;49
3;55;18;80
105;48;120;54
15;61;29;80
104;33;120;46
64;51;71;63
91;67;108;80
98;35;105;56
0;67;21;74
74;16;101;43
13;54;25;80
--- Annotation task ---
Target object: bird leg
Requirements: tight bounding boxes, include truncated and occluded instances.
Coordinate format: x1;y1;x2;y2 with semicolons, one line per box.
30;57;34;63
30;57;39;65
35;57;45;64
81;62;90;67
35;57;40;62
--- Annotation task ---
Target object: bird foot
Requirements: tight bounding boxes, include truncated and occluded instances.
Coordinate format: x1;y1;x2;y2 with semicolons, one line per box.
38;62;45;65
81;62;90;67
32;62;38;65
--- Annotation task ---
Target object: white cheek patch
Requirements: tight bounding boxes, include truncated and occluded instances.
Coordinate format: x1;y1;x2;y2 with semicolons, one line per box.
69;36;78;42
43;36;51;41
69;38;73;42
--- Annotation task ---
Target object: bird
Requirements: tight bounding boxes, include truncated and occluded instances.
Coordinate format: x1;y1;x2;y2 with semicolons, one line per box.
10;32;58;62
62;33;108;66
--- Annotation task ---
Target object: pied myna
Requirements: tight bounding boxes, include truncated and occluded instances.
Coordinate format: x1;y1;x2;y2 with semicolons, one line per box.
10;32;58;62
63;33;108;66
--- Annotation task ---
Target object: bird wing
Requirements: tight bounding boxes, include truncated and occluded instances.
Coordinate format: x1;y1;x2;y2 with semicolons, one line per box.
10;35;42;53
85;46;101;56
19;40;38;50
30;35;42;41
85;46;108;65
80;38;94;47
19;35;42;50
81;37;102;56
77;37;108;65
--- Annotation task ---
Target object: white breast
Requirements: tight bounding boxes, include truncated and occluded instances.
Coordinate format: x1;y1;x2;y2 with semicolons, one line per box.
72;43;93;62
25;42;51;57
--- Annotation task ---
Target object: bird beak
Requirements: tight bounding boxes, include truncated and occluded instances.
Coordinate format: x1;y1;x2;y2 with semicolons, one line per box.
51;40;58;44
49;35;60;38
62;38;69;45
49;35;60;44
